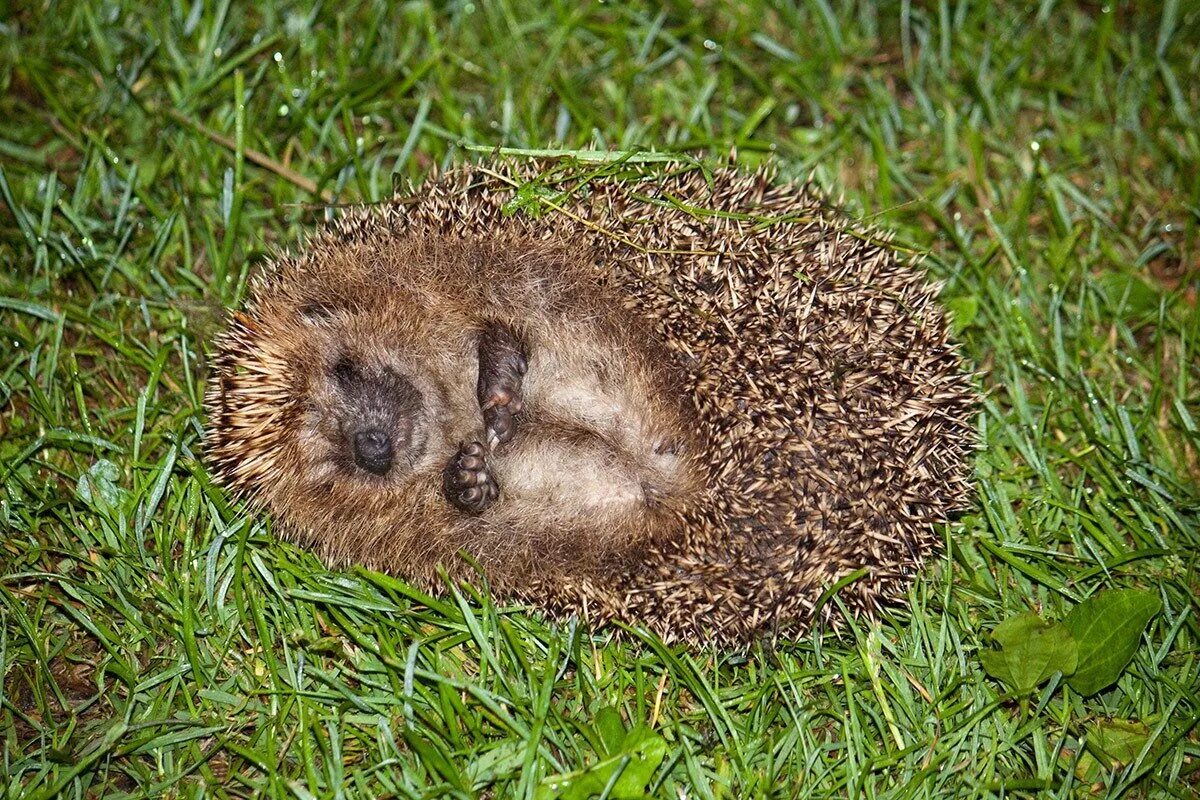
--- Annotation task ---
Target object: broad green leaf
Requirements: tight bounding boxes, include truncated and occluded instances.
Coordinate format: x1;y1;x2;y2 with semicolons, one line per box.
593;706;628;754
1063;589;1161;696
980;612;1078;696
1085;718;1152;768
1072;751;1104;785
1097;272;1161;319
989;612;1049;648
536;724;666;800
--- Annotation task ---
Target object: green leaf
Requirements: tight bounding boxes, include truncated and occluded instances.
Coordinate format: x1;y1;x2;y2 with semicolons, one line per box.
465;741;526;785
1063;589;1161;696
1097;272;1161;319
979;612;1078;696
593;706;628;755
945;295;980;333
1072;750;1104;785
536;723;667;800
75;459;123;508
1084;718;1152;768
501;182;556;218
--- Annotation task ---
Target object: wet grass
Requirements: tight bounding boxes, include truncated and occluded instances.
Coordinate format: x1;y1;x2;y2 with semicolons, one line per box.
1;1;1198;797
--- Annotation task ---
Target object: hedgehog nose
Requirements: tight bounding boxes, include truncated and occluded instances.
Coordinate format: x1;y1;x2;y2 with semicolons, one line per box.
353;429;394;475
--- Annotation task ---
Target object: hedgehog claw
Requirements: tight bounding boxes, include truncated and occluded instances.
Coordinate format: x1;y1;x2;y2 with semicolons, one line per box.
445;441;498;513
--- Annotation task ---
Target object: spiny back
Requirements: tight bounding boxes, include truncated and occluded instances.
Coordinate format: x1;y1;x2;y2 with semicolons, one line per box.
365;161;976;643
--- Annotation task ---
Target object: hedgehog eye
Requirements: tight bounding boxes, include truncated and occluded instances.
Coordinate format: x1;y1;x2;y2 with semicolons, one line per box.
332;355;358;389
300;300;340;323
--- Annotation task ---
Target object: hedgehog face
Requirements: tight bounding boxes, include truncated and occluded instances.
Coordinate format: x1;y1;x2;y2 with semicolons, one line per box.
326;354;426;476
305;349;433;481
207;288;453;535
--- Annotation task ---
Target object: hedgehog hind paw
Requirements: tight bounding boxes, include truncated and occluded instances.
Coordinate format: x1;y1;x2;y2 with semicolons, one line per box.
483;402;520;449
477;323;527;447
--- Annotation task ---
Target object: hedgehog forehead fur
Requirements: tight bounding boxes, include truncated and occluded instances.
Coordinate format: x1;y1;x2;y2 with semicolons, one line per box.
206;159;977;645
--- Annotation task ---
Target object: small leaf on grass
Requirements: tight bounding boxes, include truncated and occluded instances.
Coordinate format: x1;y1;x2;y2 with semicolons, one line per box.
501;183;557;218
1085;718;1151;768
945;295;980;333
1063;589;1161;695
980;612;1078;696
536;719;666;800
76;459;123;508
465;741;526;785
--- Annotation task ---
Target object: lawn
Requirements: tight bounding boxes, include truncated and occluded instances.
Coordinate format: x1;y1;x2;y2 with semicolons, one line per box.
1;1;1198;797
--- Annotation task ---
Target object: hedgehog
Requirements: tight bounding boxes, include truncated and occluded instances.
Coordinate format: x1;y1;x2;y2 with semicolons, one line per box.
205;159;976;645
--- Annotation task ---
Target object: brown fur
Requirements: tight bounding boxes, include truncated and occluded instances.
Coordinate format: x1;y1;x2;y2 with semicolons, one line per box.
207;228;705;590
206;160;977;645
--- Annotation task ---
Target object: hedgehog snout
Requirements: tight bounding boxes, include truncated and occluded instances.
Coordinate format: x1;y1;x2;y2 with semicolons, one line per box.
352;429;395;475
343;412;422;477
327;355;428;476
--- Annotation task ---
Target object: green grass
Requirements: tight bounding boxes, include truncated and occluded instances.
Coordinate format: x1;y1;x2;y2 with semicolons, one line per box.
1;1;1198;797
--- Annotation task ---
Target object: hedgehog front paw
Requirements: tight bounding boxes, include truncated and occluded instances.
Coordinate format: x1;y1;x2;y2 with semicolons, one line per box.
444;441;499;514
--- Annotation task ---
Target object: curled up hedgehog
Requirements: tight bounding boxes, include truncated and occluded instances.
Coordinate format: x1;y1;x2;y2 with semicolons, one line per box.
205;159;976;645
